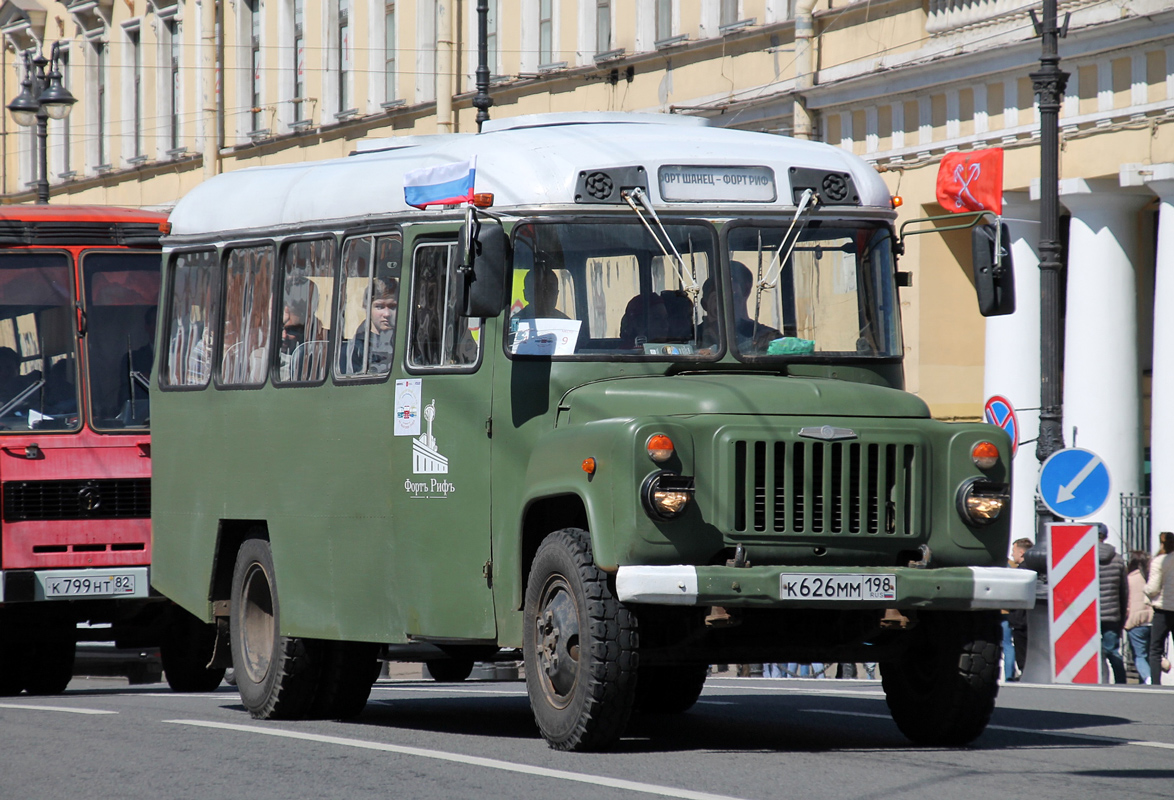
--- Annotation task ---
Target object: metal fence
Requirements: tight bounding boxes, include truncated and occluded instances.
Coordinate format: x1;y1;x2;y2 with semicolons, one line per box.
1120;493;1151;555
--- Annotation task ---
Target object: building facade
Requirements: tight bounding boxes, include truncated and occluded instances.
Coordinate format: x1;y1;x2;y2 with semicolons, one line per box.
1;0;1171;549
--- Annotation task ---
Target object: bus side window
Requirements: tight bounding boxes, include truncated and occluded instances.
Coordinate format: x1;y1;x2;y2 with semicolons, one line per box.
219;245;276;387
277;238;336;384
407;242;482;370
162;249;220;388
333;234;401;381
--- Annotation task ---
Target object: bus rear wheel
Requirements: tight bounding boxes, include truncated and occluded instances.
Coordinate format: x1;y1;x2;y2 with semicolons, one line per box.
880;610;1000;746
230;537;322;719
523;528;637;752
309;641;379;719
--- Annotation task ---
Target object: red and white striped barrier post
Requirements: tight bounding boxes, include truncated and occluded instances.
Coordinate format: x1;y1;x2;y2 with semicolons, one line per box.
1047;523;1102;683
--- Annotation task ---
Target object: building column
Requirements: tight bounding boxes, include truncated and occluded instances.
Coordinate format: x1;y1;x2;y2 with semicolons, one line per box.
1140;167;1174;547
983;192;1041;549
1059;179;1150;550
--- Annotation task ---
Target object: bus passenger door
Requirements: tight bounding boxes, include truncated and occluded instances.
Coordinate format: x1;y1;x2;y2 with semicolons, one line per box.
393;236;496;641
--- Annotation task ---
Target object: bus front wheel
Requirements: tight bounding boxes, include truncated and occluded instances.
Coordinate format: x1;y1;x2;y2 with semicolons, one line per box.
880;610;1000;746
229;537;321;719
522;528;637;752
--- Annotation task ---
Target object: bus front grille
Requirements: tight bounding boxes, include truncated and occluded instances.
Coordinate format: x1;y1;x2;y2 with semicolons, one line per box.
2;479;151;521
731;440;921;536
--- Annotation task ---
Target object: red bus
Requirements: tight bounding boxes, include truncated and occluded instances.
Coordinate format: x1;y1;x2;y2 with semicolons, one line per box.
0;206;222;695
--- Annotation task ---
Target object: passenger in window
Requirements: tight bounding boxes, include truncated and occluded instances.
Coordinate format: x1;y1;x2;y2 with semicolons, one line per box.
513;267;569;321
345;277;397;375
0;346;38;408
731;261;782;353
619;293;669;349
280;298;307;381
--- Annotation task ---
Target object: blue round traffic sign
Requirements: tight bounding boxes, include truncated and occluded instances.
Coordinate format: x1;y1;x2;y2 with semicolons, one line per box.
1038;448;1112;519
984;395;1018;457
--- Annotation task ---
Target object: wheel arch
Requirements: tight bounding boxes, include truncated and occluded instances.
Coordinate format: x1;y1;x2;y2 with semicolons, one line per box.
210;519;269;614
519;493;590;608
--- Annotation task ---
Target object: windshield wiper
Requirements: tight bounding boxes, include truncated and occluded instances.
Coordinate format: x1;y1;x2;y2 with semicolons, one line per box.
620;187;703;335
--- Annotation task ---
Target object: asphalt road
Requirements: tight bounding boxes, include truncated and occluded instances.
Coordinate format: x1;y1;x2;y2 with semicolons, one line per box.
2;673;1173;800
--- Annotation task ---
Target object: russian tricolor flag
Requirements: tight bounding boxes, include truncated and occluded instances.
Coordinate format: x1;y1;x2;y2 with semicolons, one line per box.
403;158;477;209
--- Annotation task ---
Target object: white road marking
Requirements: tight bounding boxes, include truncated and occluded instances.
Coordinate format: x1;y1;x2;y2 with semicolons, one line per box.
370;684;528;696
165;719;752;800
804;709;1174;751
0;702;117;715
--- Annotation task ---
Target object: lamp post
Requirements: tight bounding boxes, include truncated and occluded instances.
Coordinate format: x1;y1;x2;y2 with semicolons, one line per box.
7;41;77;204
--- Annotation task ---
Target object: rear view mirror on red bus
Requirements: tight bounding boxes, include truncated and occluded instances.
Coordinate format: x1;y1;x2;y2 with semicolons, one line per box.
971;222;1015;317
457;221;509;318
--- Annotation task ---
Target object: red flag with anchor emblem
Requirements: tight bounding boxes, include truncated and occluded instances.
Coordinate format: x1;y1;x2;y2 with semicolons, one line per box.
936;148;1003;215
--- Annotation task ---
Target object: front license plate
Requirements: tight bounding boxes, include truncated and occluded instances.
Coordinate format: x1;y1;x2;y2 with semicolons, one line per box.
779;573;897;601
44;574;137;598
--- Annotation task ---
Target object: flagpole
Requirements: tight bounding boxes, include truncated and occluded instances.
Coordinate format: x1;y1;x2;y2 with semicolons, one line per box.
1031;1;1068;533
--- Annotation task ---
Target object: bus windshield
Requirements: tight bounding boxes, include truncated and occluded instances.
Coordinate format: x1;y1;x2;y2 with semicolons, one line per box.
507;221;718;359
0;252;79;432
727;222;901;360
82;252;161;429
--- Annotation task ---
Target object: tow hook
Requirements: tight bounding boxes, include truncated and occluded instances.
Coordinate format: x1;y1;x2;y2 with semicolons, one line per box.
706;545;750;628
880;608;912;629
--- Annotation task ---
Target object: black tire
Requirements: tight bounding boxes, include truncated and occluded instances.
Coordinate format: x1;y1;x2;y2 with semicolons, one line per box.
309;641;379;719
23;637;75;696
880;611;1000;746
229;537;322;720
425;658;474;682
634;664;708;714
162;607;227;692
523;528;638;752
0;616;25;696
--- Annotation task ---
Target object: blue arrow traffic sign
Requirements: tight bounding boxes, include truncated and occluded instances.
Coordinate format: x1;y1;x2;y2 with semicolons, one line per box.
1038;447;1112;519
983;395;1019;457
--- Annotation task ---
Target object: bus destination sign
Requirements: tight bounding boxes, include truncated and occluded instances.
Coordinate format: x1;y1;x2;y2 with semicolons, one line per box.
658;165;777;203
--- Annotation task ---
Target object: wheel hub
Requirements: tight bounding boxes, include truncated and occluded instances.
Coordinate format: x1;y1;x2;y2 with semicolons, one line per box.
534;581;580;704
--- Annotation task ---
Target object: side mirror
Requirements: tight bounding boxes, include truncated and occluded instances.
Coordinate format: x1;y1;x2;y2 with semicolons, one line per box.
971;222;1015;317
456;221;509;318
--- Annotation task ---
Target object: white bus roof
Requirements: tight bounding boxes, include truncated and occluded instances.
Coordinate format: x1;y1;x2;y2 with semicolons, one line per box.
167;112;892;237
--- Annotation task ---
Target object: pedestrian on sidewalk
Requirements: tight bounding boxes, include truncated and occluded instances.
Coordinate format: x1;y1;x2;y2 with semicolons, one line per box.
1126;550;1154;684
1146;531;1174;685
1096;524;1128;684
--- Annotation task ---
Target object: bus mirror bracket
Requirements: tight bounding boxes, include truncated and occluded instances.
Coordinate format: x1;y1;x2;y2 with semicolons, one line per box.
457;214;509;318
896;211;1015;317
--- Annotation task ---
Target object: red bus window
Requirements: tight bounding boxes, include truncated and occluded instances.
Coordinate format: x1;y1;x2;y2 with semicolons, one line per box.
0;252;80;432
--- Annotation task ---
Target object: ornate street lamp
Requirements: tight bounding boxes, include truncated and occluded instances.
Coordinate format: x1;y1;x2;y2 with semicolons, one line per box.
7;41;76;204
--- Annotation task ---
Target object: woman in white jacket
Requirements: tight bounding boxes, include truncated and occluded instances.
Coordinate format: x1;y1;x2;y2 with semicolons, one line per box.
1145;531;1174;685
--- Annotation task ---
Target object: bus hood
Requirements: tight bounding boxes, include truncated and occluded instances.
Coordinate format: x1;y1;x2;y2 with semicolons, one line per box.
560;373;931;424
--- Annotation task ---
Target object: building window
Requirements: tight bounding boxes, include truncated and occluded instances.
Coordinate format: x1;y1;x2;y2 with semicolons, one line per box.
486;0;498;72
656;0;672;41
539;0;553;66
384;0;396;102
129;29;141;157
247;0;262;131
596;0;610;54
338;0;351;113
720;0;737;27
94;41;107;168
58;48;70;176
168;20;181;150
293;0;305;122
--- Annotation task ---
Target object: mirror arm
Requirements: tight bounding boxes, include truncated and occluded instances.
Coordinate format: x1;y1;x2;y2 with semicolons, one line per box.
897;210;992;251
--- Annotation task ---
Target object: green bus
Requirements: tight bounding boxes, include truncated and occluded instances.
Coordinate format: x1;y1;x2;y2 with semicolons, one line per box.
151;112;1033;751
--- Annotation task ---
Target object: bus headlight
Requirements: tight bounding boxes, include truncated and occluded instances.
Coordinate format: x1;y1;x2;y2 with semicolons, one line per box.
956;478;1009;526
641;471;695;521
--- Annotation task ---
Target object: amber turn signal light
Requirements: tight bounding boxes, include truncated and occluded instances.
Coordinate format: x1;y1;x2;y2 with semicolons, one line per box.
581;457;596;475
472;193;495;208
971;441;999;470
646;434;674;463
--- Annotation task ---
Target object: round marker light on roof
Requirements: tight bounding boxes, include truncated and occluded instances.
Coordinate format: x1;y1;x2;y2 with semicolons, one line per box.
891;195;904;208
971;441;999;470
646;434;674;463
